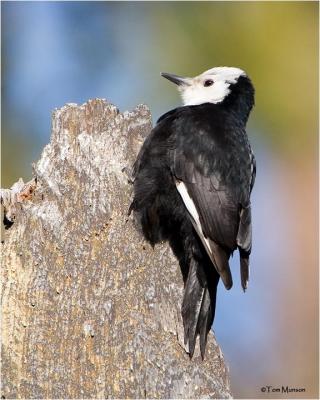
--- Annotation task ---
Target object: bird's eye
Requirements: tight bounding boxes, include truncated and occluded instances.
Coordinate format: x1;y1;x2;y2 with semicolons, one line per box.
204;79;214;87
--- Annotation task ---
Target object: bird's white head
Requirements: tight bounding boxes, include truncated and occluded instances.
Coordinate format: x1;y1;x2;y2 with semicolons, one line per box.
161;66;246;106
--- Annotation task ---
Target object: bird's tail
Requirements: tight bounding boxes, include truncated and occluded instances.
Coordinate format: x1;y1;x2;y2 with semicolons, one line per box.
181;253;219;359
239;252;249;292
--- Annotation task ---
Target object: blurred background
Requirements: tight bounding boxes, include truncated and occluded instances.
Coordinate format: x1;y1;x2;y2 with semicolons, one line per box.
1;2;318;398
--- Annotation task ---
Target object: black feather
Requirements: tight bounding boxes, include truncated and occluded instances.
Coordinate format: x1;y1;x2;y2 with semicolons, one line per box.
130;74;255;358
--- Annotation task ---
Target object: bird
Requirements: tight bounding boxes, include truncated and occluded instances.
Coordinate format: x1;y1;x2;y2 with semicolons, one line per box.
129;66;255;359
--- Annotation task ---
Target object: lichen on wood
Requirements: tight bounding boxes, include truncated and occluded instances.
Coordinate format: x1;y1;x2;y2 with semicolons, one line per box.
1;99;232;399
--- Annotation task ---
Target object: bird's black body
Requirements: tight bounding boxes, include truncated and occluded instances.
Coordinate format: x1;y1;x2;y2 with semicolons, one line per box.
130;75;255;358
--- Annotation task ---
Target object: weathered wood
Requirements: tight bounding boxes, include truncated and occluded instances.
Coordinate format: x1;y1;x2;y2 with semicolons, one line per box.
1;99;232;399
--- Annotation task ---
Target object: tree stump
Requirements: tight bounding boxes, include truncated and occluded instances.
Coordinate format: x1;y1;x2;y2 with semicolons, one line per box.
1;99;232;399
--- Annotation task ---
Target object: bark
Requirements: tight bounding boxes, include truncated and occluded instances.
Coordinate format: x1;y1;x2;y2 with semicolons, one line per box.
1;99;232;399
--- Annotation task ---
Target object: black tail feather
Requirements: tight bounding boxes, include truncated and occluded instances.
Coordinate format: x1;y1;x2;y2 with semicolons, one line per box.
240;252;249;292
181;259;206;357
181;248;220;359
198;287;213;359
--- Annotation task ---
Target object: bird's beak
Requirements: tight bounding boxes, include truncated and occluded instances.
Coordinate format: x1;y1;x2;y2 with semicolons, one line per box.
161;72;190;86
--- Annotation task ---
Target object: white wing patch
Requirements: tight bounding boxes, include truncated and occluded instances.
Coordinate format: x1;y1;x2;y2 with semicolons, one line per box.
176;180;234;290
175;180;212;255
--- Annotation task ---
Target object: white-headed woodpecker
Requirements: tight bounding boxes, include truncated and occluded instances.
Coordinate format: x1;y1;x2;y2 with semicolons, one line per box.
130;67;256;359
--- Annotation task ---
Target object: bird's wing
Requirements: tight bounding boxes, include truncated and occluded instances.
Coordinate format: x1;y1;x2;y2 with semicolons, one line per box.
173;152;239;289
250;152;256;194
169;105;254;290
236;152;255;290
